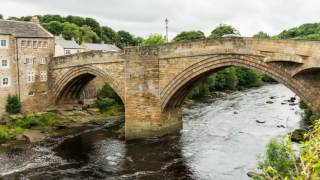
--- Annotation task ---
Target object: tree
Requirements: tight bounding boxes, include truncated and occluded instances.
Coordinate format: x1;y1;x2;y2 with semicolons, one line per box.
7;16;19;21
277;23;320;40
173;30;205;42
116;30;138;48
142;34;165;46
0;14;3;20
65;15;85;27
39;14;64;23
101;26;117;44
61;22;81;43
210;24;240;38
85;17;101;35
80;26;100;43
42;21;63;35
253;31;270;39
6;95;21;114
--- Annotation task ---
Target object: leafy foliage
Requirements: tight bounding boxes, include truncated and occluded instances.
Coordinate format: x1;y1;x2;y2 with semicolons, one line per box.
142;34;165;46
210;24;240;38
299;101;318;125
15;113;57;129
173;30;205;42
277;23;320;40
6;95;21;114
253;31;271;39
96;84;123;113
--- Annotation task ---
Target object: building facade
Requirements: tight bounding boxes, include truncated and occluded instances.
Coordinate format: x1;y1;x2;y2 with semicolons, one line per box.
0;19;54;114
54;36;84;57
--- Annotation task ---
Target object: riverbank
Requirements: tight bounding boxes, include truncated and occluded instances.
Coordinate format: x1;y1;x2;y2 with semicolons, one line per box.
0;109;124;147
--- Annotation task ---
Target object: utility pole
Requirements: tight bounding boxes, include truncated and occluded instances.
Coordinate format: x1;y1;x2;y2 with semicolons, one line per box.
165;18;169;43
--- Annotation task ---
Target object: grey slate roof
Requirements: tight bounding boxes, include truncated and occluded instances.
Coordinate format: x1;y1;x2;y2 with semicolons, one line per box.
82;43;120;52
55;36;82;49
0;20;53;38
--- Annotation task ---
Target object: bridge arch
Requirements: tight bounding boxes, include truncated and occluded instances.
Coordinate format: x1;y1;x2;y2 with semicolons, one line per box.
160;54;319;113
52;65;124;105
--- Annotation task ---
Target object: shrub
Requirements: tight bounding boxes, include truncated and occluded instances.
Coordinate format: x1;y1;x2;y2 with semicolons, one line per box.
0;126;8;139
299;101;318;125
96;84;124;112
256;139;299;179
5;95;21;114
15;113;57;128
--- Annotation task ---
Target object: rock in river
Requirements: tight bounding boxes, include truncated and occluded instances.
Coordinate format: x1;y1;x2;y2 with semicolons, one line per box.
290;129;308;143
256;120;266;124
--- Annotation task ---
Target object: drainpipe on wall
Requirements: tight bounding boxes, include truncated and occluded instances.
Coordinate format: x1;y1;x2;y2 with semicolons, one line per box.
15;38;21;99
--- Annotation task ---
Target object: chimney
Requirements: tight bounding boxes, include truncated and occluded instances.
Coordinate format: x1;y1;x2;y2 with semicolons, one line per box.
31;16;39;24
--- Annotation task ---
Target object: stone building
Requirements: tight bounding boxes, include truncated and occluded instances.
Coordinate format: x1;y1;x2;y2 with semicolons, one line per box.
0;18;54;114
54;36;84;57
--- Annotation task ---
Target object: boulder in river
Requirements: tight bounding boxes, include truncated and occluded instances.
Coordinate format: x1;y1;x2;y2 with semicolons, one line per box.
256;120;266;124
23;130;46;143
269;96;277;99
247;171;263;178
266;101;274;104
290;129;308;143
277;125;286;128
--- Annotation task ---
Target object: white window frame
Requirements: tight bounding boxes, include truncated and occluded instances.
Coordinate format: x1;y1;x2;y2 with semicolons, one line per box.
39;57;47;64
27;71;35;83
27;40;32;48
33;41;38;49
40;71;47;82
1;77;10;87
0;40;7;48
38;41;42;48
25;57;34;64
42;41;48;48
65;49;71;55
21;40;27;48
0;59;9;68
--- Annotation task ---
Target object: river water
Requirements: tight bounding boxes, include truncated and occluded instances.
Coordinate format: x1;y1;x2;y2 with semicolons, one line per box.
0;84;303;180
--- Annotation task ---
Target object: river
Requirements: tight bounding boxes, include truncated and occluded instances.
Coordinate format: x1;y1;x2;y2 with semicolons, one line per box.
0;84;303;180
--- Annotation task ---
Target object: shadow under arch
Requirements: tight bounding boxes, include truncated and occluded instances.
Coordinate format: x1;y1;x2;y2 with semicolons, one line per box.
53;66;124;105
160;54;317;112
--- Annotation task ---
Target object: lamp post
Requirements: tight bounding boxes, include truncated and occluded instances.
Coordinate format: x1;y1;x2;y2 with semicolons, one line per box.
165;18;169;43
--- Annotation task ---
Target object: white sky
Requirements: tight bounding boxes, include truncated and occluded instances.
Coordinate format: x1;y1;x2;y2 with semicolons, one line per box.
1;0;320;38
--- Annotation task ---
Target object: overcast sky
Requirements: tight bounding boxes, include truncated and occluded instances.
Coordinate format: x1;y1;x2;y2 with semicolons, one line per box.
1;0;320;38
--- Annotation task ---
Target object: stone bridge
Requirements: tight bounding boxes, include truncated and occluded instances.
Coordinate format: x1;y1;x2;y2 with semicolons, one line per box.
49;37;320;139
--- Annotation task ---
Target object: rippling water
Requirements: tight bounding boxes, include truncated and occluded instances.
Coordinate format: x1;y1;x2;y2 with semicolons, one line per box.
0;84;303;180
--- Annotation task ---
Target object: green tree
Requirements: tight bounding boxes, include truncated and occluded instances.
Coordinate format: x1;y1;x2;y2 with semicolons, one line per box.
5;95;21;114
277;23;320;40
42;21;63;35
173;30;205;42
142;34;165;46
0;14;3;19
85;17;101;35
80;26;100;43
100;26;117;44
116;30;138;48
39;14;64;23
253;31;270;39
65;15;85;27
61;22;81;43
210;24;240;38
7;16;19;21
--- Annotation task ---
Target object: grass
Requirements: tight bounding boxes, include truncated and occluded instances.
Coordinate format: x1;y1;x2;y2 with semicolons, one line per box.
0;113;58;140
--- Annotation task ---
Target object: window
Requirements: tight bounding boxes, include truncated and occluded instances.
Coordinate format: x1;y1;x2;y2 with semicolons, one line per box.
27;40;32;48
28;92;35;96
27;71;35;83
39;57;47;64
33;41;38;48
25;57;34;64
21;40;26;48
1;77;9;87
42;41;48;48
40;71;47;81
65;49;71;55
1;59;8;68
38;41;42;48
0;40;7;47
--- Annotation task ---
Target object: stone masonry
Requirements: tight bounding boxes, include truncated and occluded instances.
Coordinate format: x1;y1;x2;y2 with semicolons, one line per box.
50;37;320;139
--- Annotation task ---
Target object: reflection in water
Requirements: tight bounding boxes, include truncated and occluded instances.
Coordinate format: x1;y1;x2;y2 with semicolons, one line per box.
0;84;303;180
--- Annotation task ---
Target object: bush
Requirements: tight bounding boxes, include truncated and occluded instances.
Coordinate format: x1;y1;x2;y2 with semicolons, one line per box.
0;126;8;139
96;84;124;112
256;139;299;179
5;95;21;114
299;101;318;125
15;113;57;128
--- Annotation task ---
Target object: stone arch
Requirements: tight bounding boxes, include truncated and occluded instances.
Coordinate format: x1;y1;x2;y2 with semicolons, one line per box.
53;65;124;105
160;54;319;113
